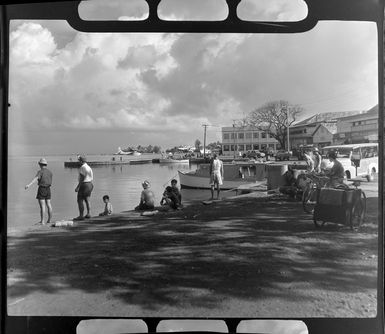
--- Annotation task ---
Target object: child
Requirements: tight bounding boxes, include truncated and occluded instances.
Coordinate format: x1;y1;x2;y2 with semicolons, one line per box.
170;179;182;205
135;180;155;211
99;195;113;216
160;186;179;210
25;158;53;225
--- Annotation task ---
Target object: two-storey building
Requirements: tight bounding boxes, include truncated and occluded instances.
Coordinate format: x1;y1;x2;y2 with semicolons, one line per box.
333;105;378;144
221;126;279;157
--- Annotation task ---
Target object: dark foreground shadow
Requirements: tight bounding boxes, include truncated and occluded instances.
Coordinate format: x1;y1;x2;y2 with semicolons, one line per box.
7;196;379;314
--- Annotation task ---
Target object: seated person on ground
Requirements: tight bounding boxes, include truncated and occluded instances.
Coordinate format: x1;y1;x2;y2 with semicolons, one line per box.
99;195;113;216
135;180;155;211
160;186;180;210
170;179;182;205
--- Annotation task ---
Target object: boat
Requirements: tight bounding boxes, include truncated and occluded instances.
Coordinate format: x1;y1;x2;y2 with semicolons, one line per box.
159;153;189;164
115;147;141;156
178;162;267;190
159;157;190;164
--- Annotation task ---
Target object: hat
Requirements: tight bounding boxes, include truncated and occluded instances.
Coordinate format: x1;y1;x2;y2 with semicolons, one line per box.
38;158;47;165
78;155;87;162
142;180;150;188
313;147;319;152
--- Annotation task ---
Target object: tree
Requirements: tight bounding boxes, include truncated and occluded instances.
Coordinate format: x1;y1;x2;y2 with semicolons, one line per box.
194;139;201;151
153;145;161;154
247;100;303;150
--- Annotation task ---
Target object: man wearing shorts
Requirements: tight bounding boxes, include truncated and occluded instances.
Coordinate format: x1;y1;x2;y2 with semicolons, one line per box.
25;158;53;225
74;155;94;220
209;154;224;200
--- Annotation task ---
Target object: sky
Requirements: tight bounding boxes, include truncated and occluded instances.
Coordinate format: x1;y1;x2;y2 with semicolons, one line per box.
7;0;378;156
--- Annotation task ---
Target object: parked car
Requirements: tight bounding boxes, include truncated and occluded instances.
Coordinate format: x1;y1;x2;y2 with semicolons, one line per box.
245;150;265;159
275;150;292;161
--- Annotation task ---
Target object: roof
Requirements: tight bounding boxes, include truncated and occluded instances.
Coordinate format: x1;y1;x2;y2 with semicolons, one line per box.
293;111;362;126
323;143;378;150
335;104;378;121
312;122;337;136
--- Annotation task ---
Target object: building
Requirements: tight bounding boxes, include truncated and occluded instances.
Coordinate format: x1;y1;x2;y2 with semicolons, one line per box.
221;126;279;157
289;110;363;149
333;105;378;144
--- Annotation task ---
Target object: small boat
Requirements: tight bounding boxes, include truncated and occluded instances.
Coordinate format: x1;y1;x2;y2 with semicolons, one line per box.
178;162;267;190
159;157;190;164
115;147;141;156
159;153;189;164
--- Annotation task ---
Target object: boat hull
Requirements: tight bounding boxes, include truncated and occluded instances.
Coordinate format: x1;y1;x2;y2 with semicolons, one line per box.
178;170;263;190
159;159;189;164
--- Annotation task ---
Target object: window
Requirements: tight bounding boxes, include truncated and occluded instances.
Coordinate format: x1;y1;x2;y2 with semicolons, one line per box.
230;133;235;139
246;132;252;139
223;145;230;151
253;144;259;150
253;132;259;139
238;133;244;139
230;145;234;151
245;144;252;151
261;132;266;138
238;144;244;151
223;133;230;140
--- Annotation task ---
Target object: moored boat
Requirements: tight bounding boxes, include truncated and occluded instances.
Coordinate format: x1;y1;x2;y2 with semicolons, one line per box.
178;162;267;189
159;157;190;163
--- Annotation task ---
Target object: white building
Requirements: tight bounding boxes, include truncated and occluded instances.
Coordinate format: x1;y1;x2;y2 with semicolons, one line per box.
221;126;279;157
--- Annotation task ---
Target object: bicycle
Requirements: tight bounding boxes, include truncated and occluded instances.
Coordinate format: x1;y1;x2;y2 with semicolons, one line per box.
301;172;329;214
313;180;366;230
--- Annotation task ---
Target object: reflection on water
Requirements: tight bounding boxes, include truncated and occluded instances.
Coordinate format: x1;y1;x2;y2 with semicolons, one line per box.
7;155;209;231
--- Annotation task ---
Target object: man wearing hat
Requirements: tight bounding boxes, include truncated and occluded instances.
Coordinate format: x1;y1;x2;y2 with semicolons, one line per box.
74;155;94;220
25;158;53;225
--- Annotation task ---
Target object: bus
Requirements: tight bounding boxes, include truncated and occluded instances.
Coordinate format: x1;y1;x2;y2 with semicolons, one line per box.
321;143;378;181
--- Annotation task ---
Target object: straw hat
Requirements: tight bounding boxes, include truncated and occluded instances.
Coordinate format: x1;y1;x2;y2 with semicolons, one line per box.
38;158;47;165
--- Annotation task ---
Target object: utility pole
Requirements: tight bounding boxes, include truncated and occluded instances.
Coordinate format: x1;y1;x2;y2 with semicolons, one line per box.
202;124;209;159
283;105;290;151
232;120;236;159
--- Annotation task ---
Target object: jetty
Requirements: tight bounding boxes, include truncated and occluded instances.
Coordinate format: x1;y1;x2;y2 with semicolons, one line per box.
64;159;153;168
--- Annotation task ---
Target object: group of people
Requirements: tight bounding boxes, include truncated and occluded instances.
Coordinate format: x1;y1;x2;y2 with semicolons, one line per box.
134;178;182;212
25;155;111;225
25;155;187;225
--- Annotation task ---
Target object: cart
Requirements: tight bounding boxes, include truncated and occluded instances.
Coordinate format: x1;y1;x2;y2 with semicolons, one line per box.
313;187;366;230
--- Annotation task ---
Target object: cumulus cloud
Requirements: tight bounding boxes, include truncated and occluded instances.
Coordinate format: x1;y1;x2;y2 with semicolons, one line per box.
8;15;378;154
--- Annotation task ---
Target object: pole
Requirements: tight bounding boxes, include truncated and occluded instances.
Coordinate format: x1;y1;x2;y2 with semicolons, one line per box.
286;105;290;151
202;124;208;158
233;122;236;159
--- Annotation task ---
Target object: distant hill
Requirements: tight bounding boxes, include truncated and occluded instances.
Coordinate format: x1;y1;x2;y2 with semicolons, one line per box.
294;110;364;126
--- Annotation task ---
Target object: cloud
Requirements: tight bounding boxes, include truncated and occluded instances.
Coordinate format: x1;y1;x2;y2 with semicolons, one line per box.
8;17;378;154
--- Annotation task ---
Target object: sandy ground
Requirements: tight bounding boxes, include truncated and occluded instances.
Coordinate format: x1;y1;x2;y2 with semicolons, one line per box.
6;180;379;319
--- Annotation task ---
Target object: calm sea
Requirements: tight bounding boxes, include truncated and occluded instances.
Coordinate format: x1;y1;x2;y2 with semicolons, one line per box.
7;154;217;232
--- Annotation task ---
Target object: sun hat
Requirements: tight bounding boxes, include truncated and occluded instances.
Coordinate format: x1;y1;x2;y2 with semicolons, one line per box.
38;158;47;165
78;155;87;162
142;180;150;188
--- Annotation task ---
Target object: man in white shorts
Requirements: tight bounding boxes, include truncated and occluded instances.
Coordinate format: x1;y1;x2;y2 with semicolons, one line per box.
74;155;94;220
209;154;224;200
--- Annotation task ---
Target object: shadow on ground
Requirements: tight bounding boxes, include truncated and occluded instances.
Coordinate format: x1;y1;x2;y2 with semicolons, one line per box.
7;196;379;312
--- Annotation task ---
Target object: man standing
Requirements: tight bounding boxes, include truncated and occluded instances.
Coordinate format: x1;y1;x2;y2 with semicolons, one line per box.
313;147;322;173
74;155;94;220
209;154;224;200
25;158;53;225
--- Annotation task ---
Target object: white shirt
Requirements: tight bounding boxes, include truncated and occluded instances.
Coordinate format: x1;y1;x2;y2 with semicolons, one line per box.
212;159;223;173
79;163;93;182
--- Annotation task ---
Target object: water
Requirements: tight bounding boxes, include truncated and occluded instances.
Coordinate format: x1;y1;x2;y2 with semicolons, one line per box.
7;155;213;232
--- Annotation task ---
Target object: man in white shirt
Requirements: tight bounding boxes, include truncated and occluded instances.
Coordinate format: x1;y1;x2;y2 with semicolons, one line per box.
74;155;94;220
209;154;224;200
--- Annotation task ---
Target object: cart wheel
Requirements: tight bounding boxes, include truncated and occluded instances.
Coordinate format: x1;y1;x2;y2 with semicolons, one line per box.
303;188;316;214
313;218;325;228
350;192;366;230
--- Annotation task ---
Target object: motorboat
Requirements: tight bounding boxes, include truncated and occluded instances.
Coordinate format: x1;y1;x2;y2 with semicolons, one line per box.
178;162;267;189
159;153;189;164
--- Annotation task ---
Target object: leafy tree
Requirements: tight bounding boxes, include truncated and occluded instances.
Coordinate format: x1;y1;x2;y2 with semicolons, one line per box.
194;139;201;151
247;100;303;150
153;145;161;154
